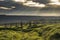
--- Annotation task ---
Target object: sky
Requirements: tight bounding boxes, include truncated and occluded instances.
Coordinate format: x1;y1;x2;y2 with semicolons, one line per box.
0;0;60;16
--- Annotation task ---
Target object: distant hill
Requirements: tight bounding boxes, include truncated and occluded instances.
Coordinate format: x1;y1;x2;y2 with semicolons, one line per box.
0;15;60;24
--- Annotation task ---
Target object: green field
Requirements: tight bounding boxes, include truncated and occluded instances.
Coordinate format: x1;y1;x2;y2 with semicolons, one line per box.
0;23;60;40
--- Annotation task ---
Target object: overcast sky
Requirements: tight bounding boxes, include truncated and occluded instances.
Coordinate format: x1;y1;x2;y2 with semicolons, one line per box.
0;0;60;16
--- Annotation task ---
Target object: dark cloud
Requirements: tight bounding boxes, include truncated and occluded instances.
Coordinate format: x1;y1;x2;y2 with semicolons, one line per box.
0;0;60;15
0;1;24;13
0;1;39;13
33;0;50;4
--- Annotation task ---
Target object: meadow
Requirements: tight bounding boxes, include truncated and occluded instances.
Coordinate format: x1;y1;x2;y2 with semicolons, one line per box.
0;23;60;40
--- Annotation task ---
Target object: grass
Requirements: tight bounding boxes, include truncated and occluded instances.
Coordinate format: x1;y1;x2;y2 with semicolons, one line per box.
0;23;60;40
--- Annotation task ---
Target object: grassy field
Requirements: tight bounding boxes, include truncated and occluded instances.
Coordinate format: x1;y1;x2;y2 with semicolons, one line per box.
0;23;60;40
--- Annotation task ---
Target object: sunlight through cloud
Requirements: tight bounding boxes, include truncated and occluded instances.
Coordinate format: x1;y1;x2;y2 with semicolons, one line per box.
23;1;46;8
50;0;59;3
13;0;26;3
49;0;60;5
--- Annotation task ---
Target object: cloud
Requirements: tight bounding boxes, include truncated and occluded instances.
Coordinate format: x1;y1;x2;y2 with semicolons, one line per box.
13;0;26;2
50;0;59;3
23;1;46;8
0;0;60;16
33;0;49;4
